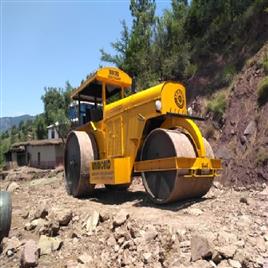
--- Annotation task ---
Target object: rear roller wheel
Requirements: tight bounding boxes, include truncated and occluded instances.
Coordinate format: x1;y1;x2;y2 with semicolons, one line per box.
141;128;215;204
64;131;98;197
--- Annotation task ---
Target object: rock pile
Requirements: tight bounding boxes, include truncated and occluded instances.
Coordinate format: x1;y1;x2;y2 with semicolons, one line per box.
0;170;267;268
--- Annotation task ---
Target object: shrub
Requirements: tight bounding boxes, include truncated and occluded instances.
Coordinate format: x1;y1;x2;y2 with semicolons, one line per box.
261;53;268;74
184;63;198;79
204;124;215;140
246;58;257;68
256;147;268;166
257;76;268;106
222;65;236;85
207;91;227;120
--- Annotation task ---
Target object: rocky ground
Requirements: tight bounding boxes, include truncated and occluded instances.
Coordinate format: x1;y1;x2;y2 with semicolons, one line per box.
0;167;268;268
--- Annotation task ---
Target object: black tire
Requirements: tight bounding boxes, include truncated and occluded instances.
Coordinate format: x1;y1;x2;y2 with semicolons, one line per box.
64;131;98;197
0;191;12;242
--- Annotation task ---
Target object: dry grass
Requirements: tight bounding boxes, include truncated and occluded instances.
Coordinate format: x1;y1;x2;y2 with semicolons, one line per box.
256;147;268;166
262;54;268;74
257;76;268;106
207;89;229;120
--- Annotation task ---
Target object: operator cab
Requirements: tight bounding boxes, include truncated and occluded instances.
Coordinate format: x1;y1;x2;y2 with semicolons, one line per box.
71;67;132;125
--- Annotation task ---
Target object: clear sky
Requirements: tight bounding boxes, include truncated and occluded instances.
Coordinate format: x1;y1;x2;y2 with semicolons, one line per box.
1;0;171;117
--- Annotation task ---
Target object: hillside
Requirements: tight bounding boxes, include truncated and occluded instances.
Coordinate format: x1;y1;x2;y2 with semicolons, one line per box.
193;43;268;188
0;115;35;133
187;3;268;99
217;44;268;186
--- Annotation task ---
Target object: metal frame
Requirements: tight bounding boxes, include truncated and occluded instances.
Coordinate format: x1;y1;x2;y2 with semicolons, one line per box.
134;157;221;178
166;112;206;121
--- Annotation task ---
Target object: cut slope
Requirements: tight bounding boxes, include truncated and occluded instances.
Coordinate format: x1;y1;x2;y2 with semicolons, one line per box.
215;44;268;187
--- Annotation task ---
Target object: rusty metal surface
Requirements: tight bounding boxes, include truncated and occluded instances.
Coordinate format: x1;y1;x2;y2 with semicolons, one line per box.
141;128;215;204
64;131;97;197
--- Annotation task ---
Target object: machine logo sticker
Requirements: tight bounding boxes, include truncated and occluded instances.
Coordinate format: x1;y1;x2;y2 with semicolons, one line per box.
108;69;120;80
174;89;184;109
92;160;111;170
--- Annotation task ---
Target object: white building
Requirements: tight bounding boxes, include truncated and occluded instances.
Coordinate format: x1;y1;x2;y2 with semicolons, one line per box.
47;123;59;139
5;139;64;169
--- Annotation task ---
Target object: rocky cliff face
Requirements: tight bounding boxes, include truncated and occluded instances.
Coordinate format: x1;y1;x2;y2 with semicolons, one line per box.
209;44;268;187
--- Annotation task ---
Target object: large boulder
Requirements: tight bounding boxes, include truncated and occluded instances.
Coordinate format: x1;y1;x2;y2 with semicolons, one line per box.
191;235;213;261
25;218;47;231
244;120;256;136
6;182;20;192
113;210;129;227
84;211;99;233
77;252;93;265
218;245;237;259
32;206;48;220
3;236;22;257
20;240;39;268
38;235;63;255
54;209;73;226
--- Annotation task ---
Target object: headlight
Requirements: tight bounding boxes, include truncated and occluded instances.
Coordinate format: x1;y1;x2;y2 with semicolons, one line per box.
155;100;161;112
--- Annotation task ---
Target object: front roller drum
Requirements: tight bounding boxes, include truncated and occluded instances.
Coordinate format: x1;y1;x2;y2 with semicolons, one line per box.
64;131;98;197
141;128;215;204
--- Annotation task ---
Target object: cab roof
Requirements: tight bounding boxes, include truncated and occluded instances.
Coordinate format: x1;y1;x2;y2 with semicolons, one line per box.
71;67;132;103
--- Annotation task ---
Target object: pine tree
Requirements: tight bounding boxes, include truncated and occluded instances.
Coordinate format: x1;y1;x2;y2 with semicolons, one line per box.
101;0;156;89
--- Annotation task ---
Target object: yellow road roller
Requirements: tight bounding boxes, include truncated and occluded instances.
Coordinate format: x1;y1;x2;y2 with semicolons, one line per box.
64;67;221;204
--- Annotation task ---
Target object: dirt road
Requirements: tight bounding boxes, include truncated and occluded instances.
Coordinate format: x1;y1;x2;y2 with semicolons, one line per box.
0;168;267;267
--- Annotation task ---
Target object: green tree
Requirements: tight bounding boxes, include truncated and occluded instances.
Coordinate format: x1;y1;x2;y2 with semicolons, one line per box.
0;137;11;167
100;20;129;69
40;81;73;140
1;130;9;139
101;0;266;92
184;0;254;57
101;0;157;89
34;114;47;139
52;110;71;143
153;0;191;81
41;87;66;125
64;81;73;112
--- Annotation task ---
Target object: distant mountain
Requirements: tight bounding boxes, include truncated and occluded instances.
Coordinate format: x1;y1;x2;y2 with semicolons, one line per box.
0;114;35;133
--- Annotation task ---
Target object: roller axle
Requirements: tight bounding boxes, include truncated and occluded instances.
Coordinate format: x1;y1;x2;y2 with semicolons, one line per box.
134;156;221;174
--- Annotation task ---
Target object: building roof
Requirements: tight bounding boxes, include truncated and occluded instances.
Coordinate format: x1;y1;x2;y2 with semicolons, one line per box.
47;122;59;129
71;67;132;103
11;138;63;148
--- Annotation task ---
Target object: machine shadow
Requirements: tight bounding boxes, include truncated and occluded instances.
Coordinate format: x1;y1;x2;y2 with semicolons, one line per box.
84;188;147;205
84;188;211;212
133;196;210;212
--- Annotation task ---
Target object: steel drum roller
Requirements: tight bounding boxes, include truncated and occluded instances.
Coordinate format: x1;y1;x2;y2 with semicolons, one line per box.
141;128;215;204
64;131;97;197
